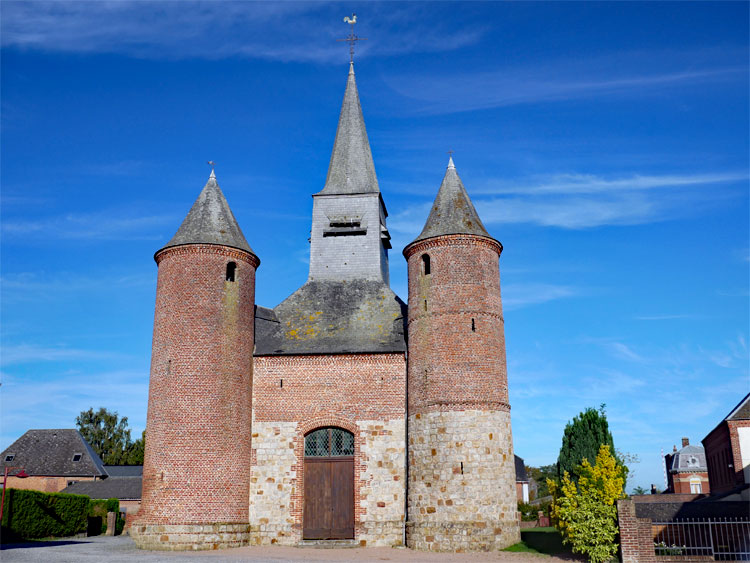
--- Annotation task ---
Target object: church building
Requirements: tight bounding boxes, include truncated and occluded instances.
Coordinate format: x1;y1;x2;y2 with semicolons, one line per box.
132;61;520;552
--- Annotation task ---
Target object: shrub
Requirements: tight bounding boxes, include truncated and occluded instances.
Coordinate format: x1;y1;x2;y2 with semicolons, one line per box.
105;498;119;513
548;445;625;563
1;488;89;539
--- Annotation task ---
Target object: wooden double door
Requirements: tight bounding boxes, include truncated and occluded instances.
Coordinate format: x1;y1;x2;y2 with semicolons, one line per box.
303;456;354;539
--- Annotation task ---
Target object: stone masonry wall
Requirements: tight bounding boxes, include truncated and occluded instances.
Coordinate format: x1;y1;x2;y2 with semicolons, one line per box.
406;409;519;551
134;244;258;550
251;353;406;546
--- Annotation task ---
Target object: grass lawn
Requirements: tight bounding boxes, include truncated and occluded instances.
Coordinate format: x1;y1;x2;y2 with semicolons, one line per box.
502;527;573;556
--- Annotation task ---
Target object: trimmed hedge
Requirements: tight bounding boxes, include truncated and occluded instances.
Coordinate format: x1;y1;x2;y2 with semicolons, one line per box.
1;488;89;539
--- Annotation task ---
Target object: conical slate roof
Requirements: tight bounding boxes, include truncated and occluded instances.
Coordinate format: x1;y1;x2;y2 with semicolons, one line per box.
318;63;379;195
411;158;492;244
160;171;253;254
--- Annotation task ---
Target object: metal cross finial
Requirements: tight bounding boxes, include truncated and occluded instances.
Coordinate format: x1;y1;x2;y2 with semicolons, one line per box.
337;13;367;64
207;160;216;177
447;149;455;158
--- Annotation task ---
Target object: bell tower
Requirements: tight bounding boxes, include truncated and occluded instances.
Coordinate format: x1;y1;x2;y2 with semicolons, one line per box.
404;158;520;551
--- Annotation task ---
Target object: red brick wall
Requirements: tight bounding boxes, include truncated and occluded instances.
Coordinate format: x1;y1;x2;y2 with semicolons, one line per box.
252;353;406;540
3;475;97;493
138;244;258;525
618;499;656;563
703;423;734;493
728;420;750;486
404;235;508;414
671;472;710;494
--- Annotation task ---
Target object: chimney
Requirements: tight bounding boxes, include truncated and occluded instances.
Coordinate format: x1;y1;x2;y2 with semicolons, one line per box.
651;484;657;495
682;437;689;448
673;445;677;453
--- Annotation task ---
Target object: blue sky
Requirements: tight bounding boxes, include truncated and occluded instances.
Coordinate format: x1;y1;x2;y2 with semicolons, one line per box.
1;2;747;493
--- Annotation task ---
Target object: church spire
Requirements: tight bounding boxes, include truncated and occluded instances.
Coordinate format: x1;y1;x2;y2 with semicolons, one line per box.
410;157;492;244
160;172;253;254
318;64;379;195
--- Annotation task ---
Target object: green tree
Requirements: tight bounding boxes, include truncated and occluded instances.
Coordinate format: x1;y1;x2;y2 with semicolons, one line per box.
548;445;626;563
631;485;648;495
123;430;145;465
75;407;140;465
527;464;557;498
557;404;616;481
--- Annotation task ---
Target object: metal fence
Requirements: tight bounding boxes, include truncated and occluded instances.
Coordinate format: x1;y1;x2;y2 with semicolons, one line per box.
652;518;750;561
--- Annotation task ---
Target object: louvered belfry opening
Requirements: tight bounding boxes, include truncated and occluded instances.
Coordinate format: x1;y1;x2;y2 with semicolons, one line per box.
303;427;355;540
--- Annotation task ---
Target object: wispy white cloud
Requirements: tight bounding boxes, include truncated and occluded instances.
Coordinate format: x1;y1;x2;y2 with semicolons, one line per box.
0;344;129;367
0;2;485;63
390;170;745;230
502;283;577;310
386;49;747;114
1;210;175;241
635;314;699;321
0;370;149;449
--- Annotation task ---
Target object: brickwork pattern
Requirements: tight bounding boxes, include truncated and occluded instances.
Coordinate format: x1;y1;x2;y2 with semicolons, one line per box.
618;499;656;563
251;354;406;546
309;193;390;284
404;234;519;551
3;475;97;493
404;236;509;413
135;244;258;542
406;410;519;551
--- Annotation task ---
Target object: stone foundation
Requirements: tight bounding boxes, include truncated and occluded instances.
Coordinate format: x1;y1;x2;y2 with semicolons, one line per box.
406;409;520;551
130;523;253;551
407;521;519;552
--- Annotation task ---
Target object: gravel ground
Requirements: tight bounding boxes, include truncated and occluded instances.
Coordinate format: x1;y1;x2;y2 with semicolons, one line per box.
0;535;579;563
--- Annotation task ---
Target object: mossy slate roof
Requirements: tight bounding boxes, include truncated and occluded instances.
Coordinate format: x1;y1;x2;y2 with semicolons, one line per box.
411;158;493;245
255;280;406;355
159;172;254;255
1;429;107;477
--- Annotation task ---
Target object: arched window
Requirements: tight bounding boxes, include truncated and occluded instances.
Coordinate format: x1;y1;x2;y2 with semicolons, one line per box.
305;427;354;457
421;254;431;275
226;262;237;282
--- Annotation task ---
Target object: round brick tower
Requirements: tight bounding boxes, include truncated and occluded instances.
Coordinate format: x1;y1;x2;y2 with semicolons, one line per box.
132;171;259;550
404;158;520;552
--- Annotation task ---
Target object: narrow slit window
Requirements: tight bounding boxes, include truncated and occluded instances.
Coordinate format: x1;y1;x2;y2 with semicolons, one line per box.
471;318;476;332
421;254;431;275
424;299;427;311
226;262;237;282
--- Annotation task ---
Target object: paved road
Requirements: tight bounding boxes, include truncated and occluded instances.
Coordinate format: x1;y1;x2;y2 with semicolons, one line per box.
1;535;574;563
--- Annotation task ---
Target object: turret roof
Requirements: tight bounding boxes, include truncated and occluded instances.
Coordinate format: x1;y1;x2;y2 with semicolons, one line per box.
318;63;379;195
411;157;492;244
160;171;253;254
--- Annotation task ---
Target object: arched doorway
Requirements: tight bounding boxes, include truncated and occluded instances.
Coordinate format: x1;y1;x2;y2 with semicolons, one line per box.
303;427;354;539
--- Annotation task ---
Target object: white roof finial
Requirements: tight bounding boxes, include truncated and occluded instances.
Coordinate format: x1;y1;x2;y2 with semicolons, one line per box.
207;160;216;179
447;150;455;169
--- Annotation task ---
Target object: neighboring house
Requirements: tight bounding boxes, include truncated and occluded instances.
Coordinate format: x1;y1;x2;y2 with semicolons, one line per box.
664;437;710;494
515;455;530;503
702;392;750;497
1;429;107;492
63;465;142;514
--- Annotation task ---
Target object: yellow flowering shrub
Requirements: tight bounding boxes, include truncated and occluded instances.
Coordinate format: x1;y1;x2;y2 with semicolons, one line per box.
547;444;625;563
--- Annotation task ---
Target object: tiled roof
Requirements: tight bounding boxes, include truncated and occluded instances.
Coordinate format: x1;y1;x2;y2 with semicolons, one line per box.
515;455;528;482
671;444;708;473
1;429;107;477
103;465;142;477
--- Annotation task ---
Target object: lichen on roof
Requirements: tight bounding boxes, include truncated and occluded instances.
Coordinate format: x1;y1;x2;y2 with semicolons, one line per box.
160;171;254;254
254;280;406;355
410;157;493;245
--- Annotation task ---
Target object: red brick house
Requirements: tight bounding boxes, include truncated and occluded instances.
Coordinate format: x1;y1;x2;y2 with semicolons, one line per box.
663;437;710;494
1;429;107;493
702;392;750;497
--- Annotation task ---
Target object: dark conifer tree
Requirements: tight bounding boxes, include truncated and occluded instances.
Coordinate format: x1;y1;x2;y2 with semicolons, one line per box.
556;404;616;480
